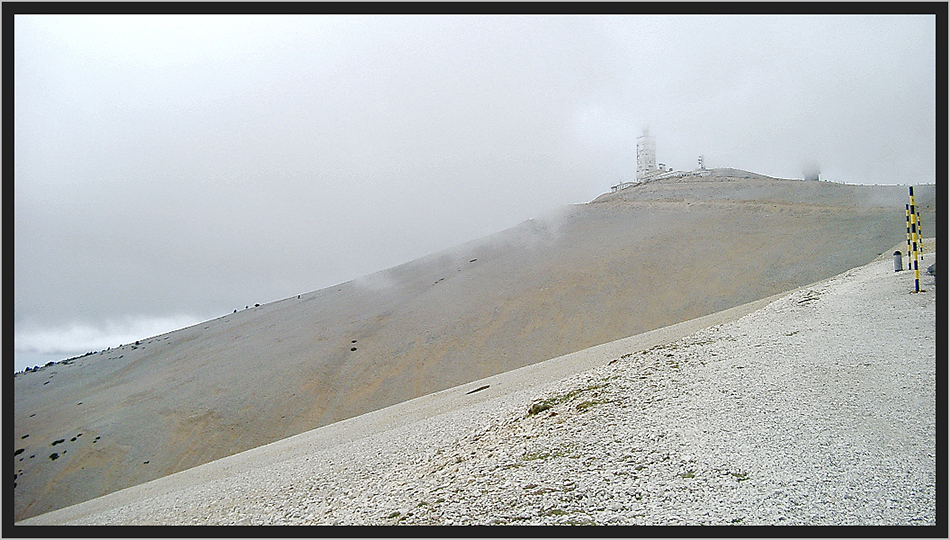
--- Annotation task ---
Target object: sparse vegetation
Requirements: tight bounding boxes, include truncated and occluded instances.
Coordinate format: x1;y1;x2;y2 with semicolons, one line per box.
528;401;553;415
522;442;575;462
610;353;634;365
527;383;607;416
522;450;554;461
575;400;604;411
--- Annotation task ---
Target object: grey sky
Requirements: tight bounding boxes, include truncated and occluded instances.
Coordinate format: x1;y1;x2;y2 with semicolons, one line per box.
13;13;937;372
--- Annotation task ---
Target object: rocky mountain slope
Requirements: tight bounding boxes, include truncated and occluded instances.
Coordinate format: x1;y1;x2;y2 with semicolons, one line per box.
18;250;937;526
12;170;936;521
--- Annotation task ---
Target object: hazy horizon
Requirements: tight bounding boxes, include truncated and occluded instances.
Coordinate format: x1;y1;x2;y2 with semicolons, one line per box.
13;12;938;372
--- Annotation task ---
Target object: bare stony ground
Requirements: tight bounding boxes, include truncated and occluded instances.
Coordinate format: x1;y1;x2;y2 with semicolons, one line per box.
12;174;937;522
19;248;937;527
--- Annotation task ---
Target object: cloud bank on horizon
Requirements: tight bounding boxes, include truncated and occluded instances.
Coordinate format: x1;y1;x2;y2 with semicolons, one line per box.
13;13;937;371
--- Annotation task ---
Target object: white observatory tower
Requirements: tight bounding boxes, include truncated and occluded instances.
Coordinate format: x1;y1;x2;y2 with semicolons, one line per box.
636;128;657;181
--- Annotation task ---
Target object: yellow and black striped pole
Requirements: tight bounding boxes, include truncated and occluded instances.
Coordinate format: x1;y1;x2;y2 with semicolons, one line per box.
909;187;920;293
917;204;923;262
905;203;912;268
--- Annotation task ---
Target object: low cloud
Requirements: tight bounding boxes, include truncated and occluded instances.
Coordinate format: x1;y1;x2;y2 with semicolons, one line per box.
13;14;936;372
14;314;205;361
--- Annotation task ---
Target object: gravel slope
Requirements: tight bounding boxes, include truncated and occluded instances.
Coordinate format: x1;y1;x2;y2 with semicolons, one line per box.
19;250;937;527
14;175;935;522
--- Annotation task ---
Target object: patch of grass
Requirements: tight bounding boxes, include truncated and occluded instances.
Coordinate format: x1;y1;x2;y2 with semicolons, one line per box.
558;383;606;402
730;471;749;482
650;342;681;352
678;470;696;479
527;401;554;416
797;290;821;305
543;509;568;517
387;511;401;519
523;450;557;462
527;383;607;416
523;441;578;462
575;399;605;412
611;353;634;364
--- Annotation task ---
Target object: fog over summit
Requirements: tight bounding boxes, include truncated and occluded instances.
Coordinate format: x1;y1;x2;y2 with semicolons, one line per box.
13;13;937;372
13;169;936;521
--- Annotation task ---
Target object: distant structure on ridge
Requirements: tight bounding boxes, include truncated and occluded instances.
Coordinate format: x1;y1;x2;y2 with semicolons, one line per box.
613;129;729;192
636;128;659;181
612;130;828;193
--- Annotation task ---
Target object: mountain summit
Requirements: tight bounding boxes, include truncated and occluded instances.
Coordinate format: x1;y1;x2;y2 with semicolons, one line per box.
13;170;936;521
